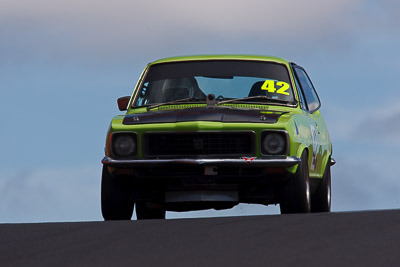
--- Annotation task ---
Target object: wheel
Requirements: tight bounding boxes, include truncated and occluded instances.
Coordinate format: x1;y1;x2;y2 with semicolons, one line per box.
136;202;166;220
101;166;134;220
311;159;331;212
280;151;311;214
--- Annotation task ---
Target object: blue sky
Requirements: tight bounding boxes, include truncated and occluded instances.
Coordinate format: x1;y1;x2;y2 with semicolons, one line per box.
1;0;400;222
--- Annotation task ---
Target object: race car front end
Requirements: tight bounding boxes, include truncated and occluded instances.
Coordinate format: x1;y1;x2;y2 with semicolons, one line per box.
102;109;301;212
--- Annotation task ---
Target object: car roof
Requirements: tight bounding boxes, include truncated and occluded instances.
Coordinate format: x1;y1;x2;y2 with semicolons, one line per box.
149;55;291;66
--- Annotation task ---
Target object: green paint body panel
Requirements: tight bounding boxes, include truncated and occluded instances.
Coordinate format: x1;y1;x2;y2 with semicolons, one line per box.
104;55;332;179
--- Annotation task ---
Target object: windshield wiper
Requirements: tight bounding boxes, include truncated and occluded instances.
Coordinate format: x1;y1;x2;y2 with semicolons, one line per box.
146;97;205;111
216;95;297;106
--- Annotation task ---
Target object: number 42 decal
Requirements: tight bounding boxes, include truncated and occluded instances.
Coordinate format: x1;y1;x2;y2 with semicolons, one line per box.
261;80;290;95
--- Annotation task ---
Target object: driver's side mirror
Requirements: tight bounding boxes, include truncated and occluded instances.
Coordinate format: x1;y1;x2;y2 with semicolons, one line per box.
117;96;130;111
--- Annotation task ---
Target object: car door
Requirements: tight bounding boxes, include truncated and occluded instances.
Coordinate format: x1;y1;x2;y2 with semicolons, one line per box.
292;65;324;178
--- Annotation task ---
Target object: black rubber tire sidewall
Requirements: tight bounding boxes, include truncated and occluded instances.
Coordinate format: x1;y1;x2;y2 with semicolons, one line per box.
280;151;311;214
101;166;134;220
311;159;331;213
136;202;166;220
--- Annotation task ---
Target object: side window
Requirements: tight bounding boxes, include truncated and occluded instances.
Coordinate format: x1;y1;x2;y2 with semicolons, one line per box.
294;67;320;112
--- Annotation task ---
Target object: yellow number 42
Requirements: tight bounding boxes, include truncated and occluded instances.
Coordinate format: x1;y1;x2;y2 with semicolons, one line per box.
261;80;290;96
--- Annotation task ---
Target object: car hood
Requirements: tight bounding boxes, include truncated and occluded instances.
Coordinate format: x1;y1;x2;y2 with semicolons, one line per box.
123;107;287;125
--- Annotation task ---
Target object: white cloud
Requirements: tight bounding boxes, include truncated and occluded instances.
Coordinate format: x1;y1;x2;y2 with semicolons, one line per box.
332;156;400;211
323;99;400;146
0;0;361;34
323;103;366;141
0;0;365;62
0;165;102;223
319;100;400;212
356;106;400;142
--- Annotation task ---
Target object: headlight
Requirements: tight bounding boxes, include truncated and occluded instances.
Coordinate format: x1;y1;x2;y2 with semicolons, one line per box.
112;133;137;157
262;132;286;155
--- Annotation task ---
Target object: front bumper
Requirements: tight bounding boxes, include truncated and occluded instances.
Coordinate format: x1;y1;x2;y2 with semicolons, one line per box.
101;156;301;168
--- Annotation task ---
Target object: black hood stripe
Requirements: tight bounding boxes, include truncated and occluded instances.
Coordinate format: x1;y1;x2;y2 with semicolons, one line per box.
123;108;285;125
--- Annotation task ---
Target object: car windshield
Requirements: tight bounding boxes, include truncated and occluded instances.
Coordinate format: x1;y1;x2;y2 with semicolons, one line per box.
134;60;295;107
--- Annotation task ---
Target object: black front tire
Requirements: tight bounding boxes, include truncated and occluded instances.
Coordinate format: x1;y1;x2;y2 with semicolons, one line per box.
280;151;311;214
101;166;134;220
311;159;331;212
136;202;166;220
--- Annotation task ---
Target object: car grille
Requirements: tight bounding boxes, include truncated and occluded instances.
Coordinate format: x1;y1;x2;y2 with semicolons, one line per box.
144;132;254;157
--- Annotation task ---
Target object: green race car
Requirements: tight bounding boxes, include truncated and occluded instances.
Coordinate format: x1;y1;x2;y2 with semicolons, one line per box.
101;55;334;220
